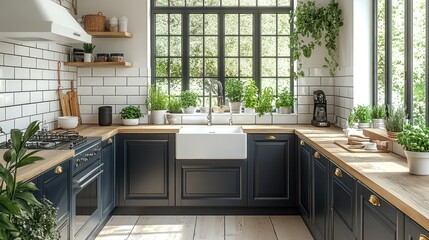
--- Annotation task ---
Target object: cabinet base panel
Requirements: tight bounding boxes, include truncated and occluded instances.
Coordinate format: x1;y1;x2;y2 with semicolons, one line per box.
112;207;299;215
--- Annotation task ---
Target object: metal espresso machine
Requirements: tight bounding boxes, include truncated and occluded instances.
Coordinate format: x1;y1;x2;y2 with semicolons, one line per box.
311;90;330;127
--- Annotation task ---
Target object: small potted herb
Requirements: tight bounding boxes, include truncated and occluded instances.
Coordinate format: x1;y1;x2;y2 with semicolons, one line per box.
146;85;168;124
397;124;429;175
120;105;143;126
276;89;295;114
243;80;258;114
225;78;244;113
354;105;372;128
255;87;274;117
385;105;408;138
372;105;387;129
168;96;182;113
180;90;199;114
82;43;96;62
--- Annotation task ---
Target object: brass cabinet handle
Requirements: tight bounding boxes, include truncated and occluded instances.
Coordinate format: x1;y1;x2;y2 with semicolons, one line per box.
420;234;429;240
266;136;276;140
314;152;320;159
108;137;113;144
369;194;381;207
55;166;63;174
300;140;305;146
335;168;343;177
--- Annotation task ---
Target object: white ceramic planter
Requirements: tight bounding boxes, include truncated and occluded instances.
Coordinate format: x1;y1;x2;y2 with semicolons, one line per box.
151;110;167;124
278;107;292;114
244;108;255;114
183;107;197;114
372;119;385;129
84;53;94;62
122;118;139;126
358;122;371;129
230;102;241;113
404;150;429;175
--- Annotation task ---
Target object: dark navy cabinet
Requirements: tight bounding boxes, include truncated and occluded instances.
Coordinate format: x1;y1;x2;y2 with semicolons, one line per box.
312;150;329;240
117;134;175;206
357;182;402;240
298;139;312;226
405;216;429;240
176;159;247;206
101;137;115;219
330;163;356;240
247;134;296;207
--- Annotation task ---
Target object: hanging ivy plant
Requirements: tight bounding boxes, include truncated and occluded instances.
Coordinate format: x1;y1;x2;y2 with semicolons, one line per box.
290;0;344;78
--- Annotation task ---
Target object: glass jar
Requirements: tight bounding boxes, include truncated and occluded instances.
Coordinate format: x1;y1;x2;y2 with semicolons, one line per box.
110;53;124;62
109;16;119;32
96;53;110;62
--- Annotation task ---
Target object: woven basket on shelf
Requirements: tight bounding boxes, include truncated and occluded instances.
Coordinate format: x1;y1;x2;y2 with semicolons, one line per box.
84;12;106;32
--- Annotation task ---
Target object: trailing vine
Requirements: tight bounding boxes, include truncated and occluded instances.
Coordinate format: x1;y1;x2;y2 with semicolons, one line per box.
290;0;344;78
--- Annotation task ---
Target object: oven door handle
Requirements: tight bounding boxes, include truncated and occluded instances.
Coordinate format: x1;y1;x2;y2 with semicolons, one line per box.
74;170;103;190
73;163;104;188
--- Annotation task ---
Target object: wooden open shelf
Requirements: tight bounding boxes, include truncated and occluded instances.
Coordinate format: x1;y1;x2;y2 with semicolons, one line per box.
64;62;133;68
88;32;133;38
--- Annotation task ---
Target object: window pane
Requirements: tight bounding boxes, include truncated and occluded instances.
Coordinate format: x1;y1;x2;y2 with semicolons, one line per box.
156;0;168;6
170;78;182;95
170;14;182;35
278;58;290;76
204;0;220;6
222;0;238;6
205;14;218;35
278;78;290;92
156;78;169;93
240;37;253;56
261;36;277;56
261;14;277;35
258;0;276;6
205;37;218;56
156;58;168;77
156;15;168;35
261;58;276;76
187;0;203;6
377;0;386;105
278;14;290;35
156;36;168;56
278;0;290;6
413;0;426;125
240;0;256;6
170;58;182;77
225;58;239;76
190;14;204;35
261;78;276;91
190;37;203;56
225;37;239;56
240;14;253;35
190;78;204;95
240;58;253;77
278;36;289;56
190;58;203;77
170;37;182;56
205;58;218;77
170;0;185;6
225;14;239;35
391;0;405;107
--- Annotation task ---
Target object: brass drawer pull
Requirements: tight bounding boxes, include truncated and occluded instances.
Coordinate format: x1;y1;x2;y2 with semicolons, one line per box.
300;140;305;146
266;136;276;140
420;234;429;240
314;152;320;159
369;194;381;207
108;137;113;144
55;166;63;174
335;168;343;177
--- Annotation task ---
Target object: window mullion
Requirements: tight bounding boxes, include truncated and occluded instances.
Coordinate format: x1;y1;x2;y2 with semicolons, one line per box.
427;0;429;126
219;12;226;98
405;0;413;121
183;12;190;91
254;11;261;91
386;0;392;107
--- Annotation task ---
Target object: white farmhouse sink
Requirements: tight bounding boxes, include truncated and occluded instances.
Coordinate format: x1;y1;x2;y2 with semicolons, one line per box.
176;126;247;159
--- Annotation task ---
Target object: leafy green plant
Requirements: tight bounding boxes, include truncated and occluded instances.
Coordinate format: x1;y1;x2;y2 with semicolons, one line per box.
120;105;143;119
0;121;60;239
256;87;274;117
290;0;343;77
275;89;295;108
146;86;168;111
82;43;96;53
372;105;387;119
347;109;356;127
386;105;408;132
180;90;199;109
167;97;182;113
225;78;244;102
397;124;429;152
354;105;372;123
243;80;258;109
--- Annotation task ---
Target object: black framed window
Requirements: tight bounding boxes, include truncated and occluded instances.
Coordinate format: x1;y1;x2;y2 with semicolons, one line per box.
151;0;293;106
375;0;429;126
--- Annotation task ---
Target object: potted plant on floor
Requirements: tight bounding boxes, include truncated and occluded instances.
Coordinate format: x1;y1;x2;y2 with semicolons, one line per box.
243;80;258;114
397;124;429;175
146;85;168;124
120;105;143;126
83;43;96;62
0;122;60;239
276;88;295;114
225;78;244;113
385;106;408;138
372;105;386;129
180;90;199;114
355;105;372;128
256;87;274;117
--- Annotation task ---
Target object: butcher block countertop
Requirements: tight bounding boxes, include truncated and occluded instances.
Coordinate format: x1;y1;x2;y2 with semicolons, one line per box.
11;124;429;230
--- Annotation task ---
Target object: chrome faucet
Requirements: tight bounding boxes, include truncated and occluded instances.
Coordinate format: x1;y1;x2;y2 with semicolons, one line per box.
207;80;223;126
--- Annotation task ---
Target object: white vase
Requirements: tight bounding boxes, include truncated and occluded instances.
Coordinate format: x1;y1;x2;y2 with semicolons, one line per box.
230;102;241;113
372;119;385;129
183;107;196;114
278;107;292;114
244;108;255;114
404;150;429;175
358;122;371;129
84;53;94;62
122;118;139;126
151;110;167;124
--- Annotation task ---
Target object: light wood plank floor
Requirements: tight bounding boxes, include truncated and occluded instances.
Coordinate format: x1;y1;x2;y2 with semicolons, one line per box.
96;215;313;240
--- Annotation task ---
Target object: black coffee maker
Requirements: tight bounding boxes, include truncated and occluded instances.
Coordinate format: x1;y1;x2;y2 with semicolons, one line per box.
311;90;330;127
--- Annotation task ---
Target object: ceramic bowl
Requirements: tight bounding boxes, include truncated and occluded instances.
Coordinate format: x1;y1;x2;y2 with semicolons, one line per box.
57;116;78;129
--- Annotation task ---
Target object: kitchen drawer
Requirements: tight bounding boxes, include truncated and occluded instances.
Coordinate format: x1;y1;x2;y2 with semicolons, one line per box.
252;134;292;142
358;183;397;225
405;216;429;240
330;163;355;191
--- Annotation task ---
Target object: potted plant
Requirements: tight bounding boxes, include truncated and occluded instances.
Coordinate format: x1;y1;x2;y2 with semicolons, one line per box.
82;43;96;62
243;80;258;114
385;106;408;138
180;90;199;114
372;105;387;129
146;85;168;124
168;96;182;113
255;87;274;117
397;124;429;175
355;105;372;128
0;122;60;239
276;89;295;114
225;78;244;113
120;105;143;125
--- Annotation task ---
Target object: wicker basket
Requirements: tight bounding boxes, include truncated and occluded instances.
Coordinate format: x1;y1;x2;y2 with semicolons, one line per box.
84;12;106;32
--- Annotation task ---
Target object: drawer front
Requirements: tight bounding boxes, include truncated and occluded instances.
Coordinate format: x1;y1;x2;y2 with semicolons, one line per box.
252;134;292;142
405;216;429;240
359;183;397;224
330;163;355;190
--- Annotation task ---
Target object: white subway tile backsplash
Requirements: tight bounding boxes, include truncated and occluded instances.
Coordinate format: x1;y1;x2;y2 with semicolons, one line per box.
78;68;92;77
116;67;139;77
48;43;63;52
139;86;148;95
43;91;56;101
105;96;127;105
80;105;92;114
0;54;3;65
31;92;43;103
297;105;310;114
49;101;60;112
15;45;30;57
43;112;55;123
309;86;334;96
0;93;14;106
6;80;21;92
298;114;313;124
15;68;30;79
37;80;49;91
0;42;14;54
22;104;37;117
272;114;298;124
298;77;321;86
127;96;146;105
80;96;104;105
30;114;43;123
22;57;37;68
128;77;148;86
37;59;49;69
1;120;15;134
297;96;313;105
0;107;5;121
15;117;30;130
29;48;43;58
0;80;5;92
6;106;21;120
232;114;255;124
93;68;115;77
297;87;309;96
30;69;43;79
93;87;115;95
1;67;14;79
37;102;50;114
80;77;103;86
116;87;139;95
4;55;21;67
43;70;55;80
78;86;93;96
104;77;127;86
14;92;30;105
256;114;272;124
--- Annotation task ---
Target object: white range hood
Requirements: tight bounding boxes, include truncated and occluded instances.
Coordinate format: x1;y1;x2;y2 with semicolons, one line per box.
0;0;91;44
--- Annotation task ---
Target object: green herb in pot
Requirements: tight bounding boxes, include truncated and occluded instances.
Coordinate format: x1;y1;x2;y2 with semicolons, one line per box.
180;90;199;109
168;96;182;113
120;105;143;119
256;87;274;117
354;105;372;123
83;43;96;53
243;80;258;109
275;88;295;109
397;124;429;152
225;78;244;103
146;85;168;111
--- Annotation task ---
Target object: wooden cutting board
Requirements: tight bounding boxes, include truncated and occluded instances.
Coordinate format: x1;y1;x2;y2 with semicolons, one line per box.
68;80;81;124
334;140;389;153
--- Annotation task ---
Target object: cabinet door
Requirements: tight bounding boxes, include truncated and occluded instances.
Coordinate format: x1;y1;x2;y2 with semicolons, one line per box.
405;216;429;240
312;151;329;240
298;139;312;226
357;183;399;240
248;134;296;206
101;137;115;219
117;134;175;206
